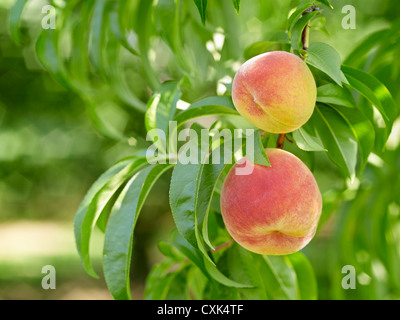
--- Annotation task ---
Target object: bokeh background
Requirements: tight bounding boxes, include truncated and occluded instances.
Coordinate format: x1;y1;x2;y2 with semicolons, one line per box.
0;0;399;299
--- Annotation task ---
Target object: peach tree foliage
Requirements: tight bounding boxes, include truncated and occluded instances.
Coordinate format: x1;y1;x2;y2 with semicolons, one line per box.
9;0;398;299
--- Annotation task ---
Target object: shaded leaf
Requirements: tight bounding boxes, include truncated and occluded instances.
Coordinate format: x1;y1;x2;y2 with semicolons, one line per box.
287;252;318;300
145;81;182;152
312;104;358;180
8;0;29;45
103;164;173;300
74;158;147;278
193;0;208;25
231;0;240;13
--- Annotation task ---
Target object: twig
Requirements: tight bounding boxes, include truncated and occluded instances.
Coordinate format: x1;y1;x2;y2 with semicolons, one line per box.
276;4;316;149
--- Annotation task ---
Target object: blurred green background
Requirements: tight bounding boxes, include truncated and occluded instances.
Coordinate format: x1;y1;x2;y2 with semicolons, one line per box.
0;0;399;299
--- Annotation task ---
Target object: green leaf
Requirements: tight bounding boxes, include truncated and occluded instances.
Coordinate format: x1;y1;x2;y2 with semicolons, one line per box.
36;30;70;89
263;255;298;300
136;0;160;90
342;65;397;122
103;164;173;300
316;0;333;9
342;66;397;150
243;41;289;61
287;1;314;36
204;256;252;289
306;42;343;86
287;252;318;300
8;0;29;45
344;29;389;67
231;0;240;13
113;0;140;56
169;158;206;249
164;230;243;291
224;246;269;298
246;130;271;167
170;232;210;275
89;0;109;71
187;266;208;300
329;104;375;173
317;83;356;108
198;162;230;250
312;104;358;180
193;0;208;25
174;96;239;128
145;81;182;152
169;138;227;264
202;140;247;249
290;10;320;52
293;124;326;152
103;15;147;112
74;157;147;278
144;259;185;300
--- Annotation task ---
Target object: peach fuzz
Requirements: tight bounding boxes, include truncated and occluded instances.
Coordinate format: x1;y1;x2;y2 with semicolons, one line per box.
232;51;317;133
220;148;322;255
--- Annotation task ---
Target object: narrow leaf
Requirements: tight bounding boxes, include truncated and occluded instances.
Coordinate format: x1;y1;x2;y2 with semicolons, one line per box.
103;164;173;300
287;1;314;36
316;0;333;9
193;0;208;25
8;0;29;45
329;104;375;173
291;10;320;51
293;125;326;152
204;256;253;288
287;252;318;300
312;105;358;180
231;0;240;13
74;158;147;278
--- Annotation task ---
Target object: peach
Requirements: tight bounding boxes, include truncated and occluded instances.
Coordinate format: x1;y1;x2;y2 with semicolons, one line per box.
232;51;317;133
220;148;322;255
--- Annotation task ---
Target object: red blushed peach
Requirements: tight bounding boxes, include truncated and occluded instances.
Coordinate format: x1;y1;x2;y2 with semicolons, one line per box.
232;51;317;133
220;148;322;255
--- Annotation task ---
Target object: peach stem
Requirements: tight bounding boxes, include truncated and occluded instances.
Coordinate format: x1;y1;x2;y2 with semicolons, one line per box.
276;134;286;149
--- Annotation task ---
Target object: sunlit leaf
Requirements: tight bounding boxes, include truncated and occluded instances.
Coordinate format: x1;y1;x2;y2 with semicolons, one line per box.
306;42;343;86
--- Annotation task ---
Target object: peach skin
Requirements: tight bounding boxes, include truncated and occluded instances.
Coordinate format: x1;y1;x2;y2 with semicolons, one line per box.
232;51;317;133
220;148;322;255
